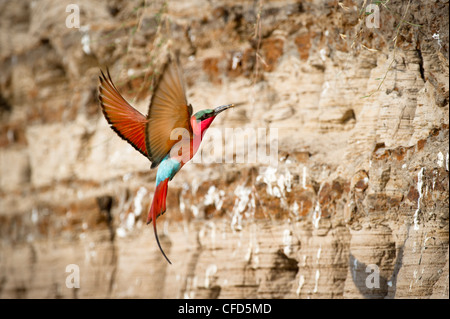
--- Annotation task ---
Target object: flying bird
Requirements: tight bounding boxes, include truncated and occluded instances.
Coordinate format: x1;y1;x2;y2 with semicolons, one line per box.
98;57;234;264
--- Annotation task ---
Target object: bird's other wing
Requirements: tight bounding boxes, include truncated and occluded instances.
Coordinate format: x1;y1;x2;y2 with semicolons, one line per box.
98;68;148;158
146;57;193;168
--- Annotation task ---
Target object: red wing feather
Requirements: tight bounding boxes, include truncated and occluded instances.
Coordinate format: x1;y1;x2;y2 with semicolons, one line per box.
98;68;148;158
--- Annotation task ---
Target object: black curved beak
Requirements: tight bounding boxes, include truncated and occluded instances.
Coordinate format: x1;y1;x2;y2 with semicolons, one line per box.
213;103;234;116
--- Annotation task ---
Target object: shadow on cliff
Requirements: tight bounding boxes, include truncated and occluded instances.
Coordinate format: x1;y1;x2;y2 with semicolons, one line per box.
349;241;405;299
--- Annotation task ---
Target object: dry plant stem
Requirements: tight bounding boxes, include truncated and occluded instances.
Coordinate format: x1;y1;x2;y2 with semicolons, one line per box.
250;0;263;118
363;0;412;98
131;0;168;104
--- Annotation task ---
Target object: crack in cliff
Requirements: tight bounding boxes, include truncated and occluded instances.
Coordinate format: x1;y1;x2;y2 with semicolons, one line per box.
96;195;118;297
416;47;426;82
180;227;203;299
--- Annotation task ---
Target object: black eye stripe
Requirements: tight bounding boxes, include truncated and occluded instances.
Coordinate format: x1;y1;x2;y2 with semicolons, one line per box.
197;110;214;121
201;113;211;120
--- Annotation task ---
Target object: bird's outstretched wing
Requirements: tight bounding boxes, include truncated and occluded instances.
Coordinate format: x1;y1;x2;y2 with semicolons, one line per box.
98;69;148;158
146;57;193;168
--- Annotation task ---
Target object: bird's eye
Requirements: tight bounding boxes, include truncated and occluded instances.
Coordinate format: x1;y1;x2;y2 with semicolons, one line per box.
200;112;211;121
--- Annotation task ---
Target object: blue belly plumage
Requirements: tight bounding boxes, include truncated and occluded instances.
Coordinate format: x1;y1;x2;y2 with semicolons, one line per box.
156;155;181;186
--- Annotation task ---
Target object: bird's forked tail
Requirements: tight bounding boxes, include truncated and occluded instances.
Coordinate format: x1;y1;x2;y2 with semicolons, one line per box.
147;178;171;264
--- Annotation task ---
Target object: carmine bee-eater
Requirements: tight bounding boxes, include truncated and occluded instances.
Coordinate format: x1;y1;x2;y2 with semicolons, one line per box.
98;57;234;264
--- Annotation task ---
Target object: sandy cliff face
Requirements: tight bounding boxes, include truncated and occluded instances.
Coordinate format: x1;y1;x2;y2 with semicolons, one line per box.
0;0;448;298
